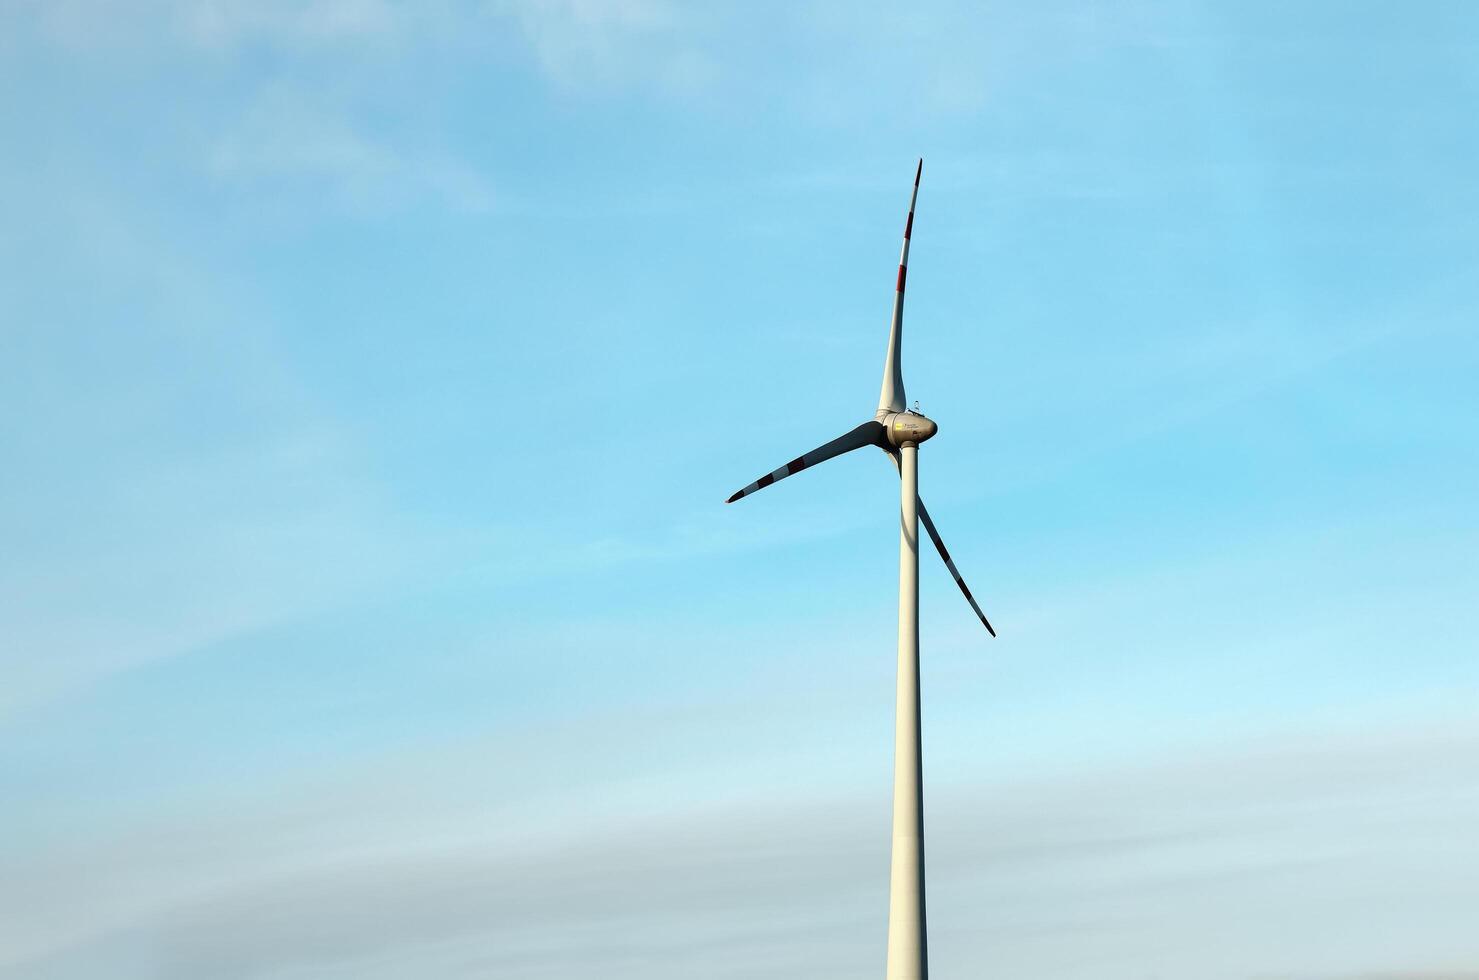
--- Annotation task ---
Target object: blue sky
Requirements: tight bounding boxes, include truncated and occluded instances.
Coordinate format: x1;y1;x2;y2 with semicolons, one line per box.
2;1;1478;977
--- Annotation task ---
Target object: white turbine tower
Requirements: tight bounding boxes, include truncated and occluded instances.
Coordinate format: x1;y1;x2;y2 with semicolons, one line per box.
726;159;994;980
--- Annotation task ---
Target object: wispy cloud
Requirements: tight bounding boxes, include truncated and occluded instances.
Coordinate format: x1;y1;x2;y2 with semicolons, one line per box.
208;84;494;216
0;170;439;714
177;0;400;49
15;0;718;101
20;0;403;52
491;0;718;96
5;718;1476;978
0;425;412;715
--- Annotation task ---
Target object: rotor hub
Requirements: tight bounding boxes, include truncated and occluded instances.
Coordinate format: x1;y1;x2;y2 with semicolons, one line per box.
885;411;938;448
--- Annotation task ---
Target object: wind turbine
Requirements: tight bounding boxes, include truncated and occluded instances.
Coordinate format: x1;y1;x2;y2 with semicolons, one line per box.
725;159;994;980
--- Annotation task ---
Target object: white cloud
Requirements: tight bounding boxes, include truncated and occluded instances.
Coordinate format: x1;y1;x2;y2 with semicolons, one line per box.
18;0;402;52
208;84;494;216
491;0;718;95
178;0;399;49
4;718;1478;978
14;0;716;100
0;426;408;714
0;166;440;714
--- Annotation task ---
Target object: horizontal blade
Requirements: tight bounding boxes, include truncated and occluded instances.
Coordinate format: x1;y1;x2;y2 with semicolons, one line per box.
886;448;996;636
727;421;887;504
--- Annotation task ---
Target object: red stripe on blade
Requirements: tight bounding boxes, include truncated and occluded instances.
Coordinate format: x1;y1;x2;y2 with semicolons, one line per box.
896;265;907;292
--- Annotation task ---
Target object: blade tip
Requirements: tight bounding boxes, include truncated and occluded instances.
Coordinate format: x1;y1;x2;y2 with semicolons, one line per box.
914;158;922;185
725;491;741;504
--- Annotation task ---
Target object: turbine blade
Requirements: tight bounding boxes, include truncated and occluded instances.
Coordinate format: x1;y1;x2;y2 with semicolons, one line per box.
919;496;996;636
726;421;887;504
885;448;996;636
877;158;921;418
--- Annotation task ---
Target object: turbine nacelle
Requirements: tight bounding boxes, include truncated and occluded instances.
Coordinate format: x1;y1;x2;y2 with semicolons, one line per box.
883;411;937;448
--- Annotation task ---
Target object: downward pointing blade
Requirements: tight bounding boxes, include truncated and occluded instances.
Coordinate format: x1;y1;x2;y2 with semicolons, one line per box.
919;497;997;636
885;448;996;636
877;159;922;419
726;421;888;504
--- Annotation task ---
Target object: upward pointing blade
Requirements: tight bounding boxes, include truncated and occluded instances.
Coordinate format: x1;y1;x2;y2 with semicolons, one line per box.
877;159;922;419
726;421;888;504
